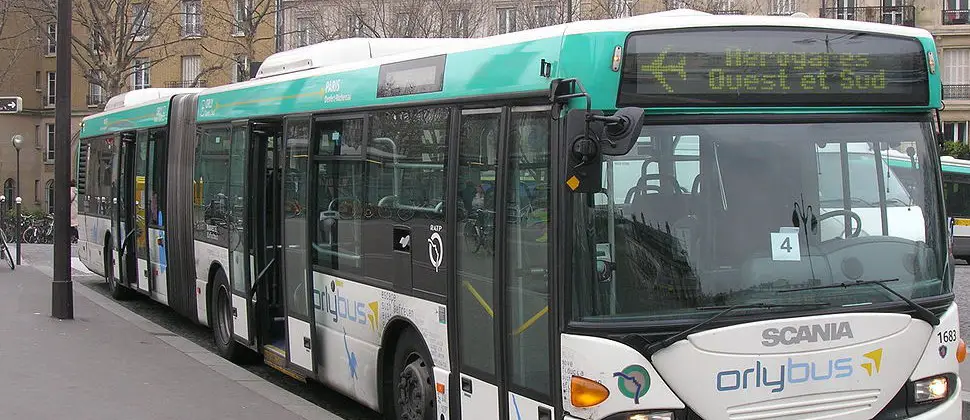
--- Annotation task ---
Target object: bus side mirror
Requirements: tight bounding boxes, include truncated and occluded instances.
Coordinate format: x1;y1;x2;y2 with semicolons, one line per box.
563;107;644;194
598;107;644;156
564;109;603;193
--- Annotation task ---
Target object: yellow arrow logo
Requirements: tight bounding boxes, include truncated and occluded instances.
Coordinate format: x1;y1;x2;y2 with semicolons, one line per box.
861;348;883;376
640;48;687;93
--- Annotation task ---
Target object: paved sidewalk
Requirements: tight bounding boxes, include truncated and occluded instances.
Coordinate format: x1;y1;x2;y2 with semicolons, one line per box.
0;263;342;420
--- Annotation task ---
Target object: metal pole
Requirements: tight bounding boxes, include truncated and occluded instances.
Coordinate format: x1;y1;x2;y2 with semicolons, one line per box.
15;152;20;265
52;0;73;319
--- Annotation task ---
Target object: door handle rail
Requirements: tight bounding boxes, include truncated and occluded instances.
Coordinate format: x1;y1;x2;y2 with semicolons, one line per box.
249;258;276;300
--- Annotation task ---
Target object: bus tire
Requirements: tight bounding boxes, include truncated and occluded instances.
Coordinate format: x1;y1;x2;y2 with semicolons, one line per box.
104;241;132;300
389;328;436;420
210;269;246;362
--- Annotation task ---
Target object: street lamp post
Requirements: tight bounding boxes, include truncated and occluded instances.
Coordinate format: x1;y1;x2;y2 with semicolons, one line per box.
11;134;22;266
13;197;20;265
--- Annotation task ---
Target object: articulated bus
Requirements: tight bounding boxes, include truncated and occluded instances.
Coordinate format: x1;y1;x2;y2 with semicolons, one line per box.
76;9;963;420
938;156;970;263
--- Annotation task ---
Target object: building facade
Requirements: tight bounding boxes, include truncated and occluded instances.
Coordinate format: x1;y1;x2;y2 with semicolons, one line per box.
0;0;277;213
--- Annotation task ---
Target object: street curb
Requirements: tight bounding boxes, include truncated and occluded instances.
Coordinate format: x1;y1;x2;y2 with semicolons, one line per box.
33;265;344;420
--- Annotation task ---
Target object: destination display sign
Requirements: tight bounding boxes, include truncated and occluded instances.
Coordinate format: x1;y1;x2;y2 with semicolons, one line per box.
617;28;929;107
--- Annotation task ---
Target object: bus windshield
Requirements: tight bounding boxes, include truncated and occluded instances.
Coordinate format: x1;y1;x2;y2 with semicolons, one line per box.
570;119;949;323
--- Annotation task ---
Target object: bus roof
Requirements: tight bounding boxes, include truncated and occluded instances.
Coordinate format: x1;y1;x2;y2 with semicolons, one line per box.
941;156;970;175
81;9;939;136
80;88;203;138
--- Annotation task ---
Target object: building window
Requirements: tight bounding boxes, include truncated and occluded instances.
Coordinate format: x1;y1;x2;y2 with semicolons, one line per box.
132;3;149;40
46;124;55;161
90;32;103;54
535;5;558;26
944;0;970;24
232;55;248;82
346;15;364;37
132;58;150;89
395;12;412;36
943;49;970;99
945;122;969;143
609;0;632;17
450;10;468;37
34;71;40;91
34;180;40;204
772;0;794;14
497;8;516;34
46;180;54;214
296;17;312;47
47;23;56;55
182;55;201;86
3;179;13;211
46;72;56;106
233;0;248;35
182;0;202;37
88;79;103;106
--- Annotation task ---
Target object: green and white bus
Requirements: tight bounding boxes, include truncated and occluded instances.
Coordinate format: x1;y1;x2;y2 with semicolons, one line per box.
77;9;964;420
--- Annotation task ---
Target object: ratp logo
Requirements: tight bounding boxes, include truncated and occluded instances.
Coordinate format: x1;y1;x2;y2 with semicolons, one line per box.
861;348;883;376
613;364;651;404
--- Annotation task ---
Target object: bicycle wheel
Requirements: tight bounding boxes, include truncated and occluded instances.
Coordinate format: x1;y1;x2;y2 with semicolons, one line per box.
0;231;13;270
463;220;480;253
22;227;37;244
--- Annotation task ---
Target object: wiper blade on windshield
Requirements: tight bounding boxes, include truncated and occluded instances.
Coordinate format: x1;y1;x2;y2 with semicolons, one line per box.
642;302;831;357
778;279;940;326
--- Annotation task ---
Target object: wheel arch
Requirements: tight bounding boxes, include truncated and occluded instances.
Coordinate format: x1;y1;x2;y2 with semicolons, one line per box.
377;315;434;415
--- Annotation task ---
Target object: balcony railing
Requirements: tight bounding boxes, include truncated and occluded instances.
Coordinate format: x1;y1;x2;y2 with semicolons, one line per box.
86;94;104;106
944;85;970;100
943;9;970;25
711;9;745;14
165;80;207;88
819;5;915;26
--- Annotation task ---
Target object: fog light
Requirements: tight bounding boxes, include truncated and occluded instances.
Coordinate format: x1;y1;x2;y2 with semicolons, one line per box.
628;412;674;420
570;375;610;408
914;376;949;403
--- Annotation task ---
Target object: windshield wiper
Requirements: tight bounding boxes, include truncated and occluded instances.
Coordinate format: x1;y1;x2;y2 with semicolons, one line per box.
778;279;940;326
642;302;831;357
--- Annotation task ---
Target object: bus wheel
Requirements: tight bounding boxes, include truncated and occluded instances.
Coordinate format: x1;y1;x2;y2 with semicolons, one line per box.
211;269;245;362
104;243;131;300
391;329;435;420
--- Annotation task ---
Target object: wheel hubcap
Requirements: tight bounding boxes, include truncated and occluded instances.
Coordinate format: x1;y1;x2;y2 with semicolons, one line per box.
397;357;432;420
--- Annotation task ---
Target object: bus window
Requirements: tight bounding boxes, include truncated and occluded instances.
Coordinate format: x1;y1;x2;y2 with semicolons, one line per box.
193;127;231;245
506;108;551;398
311;118;364;273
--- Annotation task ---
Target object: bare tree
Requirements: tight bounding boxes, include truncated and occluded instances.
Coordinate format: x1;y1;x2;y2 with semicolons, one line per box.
16;0;182;98
296;0;490;41
199;0;281;82
0;0;37;86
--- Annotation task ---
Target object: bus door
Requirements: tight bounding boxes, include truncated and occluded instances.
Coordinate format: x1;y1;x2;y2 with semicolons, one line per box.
280;116;314;373
249;121;286;353
226;122;254;345
145;129;169;303
455;107;556;420
133;130;154;294
114;131;138;290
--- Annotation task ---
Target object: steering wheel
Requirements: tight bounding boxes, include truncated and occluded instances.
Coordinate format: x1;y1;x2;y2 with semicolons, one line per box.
817;209;863;238
624;173;686;204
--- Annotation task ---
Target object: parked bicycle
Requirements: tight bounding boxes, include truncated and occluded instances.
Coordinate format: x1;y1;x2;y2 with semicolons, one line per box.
22;213;54;244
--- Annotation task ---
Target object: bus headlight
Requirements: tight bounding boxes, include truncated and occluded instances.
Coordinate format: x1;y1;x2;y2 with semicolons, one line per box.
913;375;949;403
